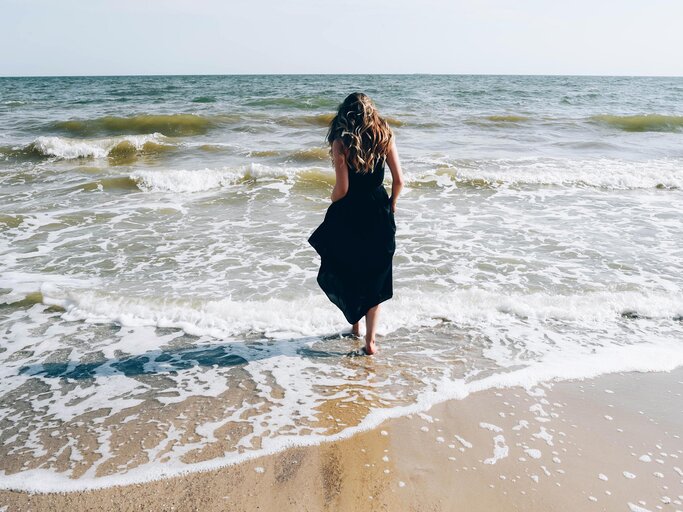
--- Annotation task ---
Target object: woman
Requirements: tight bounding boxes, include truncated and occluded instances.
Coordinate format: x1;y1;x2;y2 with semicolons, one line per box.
308;92;404;355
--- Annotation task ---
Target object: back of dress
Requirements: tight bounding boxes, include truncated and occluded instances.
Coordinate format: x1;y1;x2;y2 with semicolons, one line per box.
308;151;396;324
346;156;386;197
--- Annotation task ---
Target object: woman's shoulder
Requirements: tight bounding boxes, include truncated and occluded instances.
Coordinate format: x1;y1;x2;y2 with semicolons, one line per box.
331;138;345;152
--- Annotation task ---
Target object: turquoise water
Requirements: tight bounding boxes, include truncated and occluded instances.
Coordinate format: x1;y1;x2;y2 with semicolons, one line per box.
1;75;682;491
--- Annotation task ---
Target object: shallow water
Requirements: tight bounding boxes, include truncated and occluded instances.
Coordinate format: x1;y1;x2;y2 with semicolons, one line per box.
1;75;682;491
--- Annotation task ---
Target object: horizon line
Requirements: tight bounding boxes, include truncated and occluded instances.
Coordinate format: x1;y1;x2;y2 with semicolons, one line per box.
2;72;683;79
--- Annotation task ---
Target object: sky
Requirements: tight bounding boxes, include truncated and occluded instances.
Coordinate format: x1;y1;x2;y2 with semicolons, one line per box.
2;0;683;77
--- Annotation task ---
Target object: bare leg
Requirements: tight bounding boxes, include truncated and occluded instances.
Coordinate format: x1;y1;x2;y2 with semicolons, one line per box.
364;305;380;355
351;321;360;337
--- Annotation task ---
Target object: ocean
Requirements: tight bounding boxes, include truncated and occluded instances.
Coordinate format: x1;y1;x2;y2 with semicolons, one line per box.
1;74;682;491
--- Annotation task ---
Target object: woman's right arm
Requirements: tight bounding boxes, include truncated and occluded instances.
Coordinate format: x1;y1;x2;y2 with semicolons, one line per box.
386;140;404;213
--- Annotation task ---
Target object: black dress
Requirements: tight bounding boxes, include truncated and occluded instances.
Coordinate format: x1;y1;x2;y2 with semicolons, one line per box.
308;156;396;324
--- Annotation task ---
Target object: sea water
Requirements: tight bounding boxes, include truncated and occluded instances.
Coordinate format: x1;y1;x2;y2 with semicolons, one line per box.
1;75;682;491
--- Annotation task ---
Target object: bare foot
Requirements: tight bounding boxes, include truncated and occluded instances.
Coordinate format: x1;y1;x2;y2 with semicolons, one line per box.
364;338;377;355
351;322;361;337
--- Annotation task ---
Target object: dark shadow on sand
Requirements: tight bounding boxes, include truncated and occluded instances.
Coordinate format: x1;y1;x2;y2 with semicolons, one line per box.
18;331;366;381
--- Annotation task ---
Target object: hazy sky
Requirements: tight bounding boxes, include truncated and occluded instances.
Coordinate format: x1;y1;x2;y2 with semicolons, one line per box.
3;0;683;76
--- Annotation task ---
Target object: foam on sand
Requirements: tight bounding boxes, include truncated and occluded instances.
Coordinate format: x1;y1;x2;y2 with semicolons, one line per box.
0;337;681;493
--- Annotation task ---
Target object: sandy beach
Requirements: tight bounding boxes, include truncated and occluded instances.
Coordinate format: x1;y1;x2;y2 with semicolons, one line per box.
2;367;681;512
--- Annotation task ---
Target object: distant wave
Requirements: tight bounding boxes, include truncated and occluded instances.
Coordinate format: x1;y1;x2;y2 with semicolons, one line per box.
485;115;530;122
41;111;404;138
50;114;225;137
245;149;281;157
466;113;683;132
242;147;330;162
191;96;216;103
276;112;404;128
591;114;683;133
25;134;173;161
286;147;329;162
466;115;532;126
244;96;339;109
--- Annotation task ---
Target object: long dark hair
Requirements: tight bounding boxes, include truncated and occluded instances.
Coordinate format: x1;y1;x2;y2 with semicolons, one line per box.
327;93;393;174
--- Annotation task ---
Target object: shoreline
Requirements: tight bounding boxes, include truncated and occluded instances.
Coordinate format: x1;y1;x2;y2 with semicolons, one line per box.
1;367;681;511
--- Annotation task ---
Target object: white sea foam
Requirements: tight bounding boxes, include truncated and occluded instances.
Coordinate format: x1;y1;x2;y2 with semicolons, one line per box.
454;435;472;449
130;168;242;193
129;163;326;193
410;157;683;190
483;435;509;464
125;156;683;195
0;272;101;305
34;284;683;341
30;133;169;159
525;448;542;459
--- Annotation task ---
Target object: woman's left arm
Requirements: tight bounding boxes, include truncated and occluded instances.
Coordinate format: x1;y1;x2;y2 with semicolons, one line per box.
330;139;349;202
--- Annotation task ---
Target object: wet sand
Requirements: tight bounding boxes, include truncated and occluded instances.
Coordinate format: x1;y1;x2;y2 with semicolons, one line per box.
2;368;681;512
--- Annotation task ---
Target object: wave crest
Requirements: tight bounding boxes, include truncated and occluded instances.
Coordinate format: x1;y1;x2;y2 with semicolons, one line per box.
27;134;173;161
243;96;340;109
51;114;217;137
465;115;531;125
277;112;404;128
591;114;683;133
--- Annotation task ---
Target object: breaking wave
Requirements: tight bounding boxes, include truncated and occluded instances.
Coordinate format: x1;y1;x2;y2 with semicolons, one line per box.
26;133;173;161
591;114;683;133
419;157;683;190
21;283;683;339
125;157;683;194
